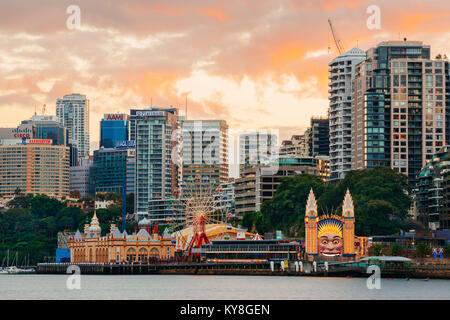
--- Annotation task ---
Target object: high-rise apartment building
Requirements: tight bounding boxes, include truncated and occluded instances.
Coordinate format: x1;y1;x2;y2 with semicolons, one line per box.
280;135;308;157
309;117;330;157
181;120;229;185
234;157;323;219
416;146;450;230
239;131;278;176
328;48;366;181
100;113;130;148
56;93;90;159
134;108;179;218
352;40;449;188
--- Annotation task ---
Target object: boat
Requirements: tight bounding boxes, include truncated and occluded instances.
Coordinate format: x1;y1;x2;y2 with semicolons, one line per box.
1;266;35;274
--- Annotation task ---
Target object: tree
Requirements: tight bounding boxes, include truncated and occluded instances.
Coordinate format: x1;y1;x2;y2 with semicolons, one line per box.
444;246;450;258
371;243;383;256
389;242;404;256
241;167;411;238
250;174;329;236
416;242;430;258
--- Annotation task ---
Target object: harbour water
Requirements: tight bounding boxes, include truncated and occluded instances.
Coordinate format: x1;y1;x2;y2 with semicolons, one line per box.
0;274;449;299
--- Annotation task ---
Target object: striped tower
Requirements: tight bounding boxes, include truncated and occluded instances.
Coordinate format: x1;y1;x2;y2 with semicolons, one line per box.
342;189;355;257
304;189;318;256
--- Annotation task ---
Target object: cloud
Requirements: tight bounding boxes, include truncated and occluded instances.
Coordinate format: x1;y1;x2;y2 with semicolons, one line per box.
0;0;448;153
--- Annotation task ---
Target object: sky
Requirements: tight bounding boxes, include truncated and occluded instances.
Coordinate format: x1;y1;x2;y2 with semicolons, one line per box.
0;0;449;155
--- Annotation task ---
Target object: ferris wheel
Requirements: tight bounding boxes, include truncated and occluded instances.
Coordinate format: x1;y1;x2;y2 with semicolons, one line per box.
165;175;232;255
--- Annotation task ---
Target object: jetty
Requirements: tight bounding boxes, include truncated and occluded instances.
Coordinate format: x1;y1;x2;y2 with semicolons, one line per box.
36;258;450;279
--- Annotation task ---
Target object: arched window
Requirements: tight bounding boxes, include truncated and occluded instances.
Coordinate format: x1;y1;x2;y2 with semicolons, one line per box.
138;248;148;262
127;248;136;262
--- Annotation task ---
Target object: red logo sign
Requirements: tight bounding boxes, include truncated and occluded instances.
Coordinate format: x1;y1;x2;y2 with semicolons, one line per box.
27;139;52;144
105;114;125;121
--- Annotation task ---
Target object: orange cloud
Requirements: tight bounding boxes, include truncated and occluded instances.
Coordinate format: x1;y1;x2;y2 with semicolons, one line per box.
198;8;230;23
270;44;306;69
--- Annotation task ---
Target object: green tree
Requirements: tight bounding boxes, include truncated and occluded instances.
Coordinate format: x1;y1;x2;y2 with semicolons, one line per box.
416;242;430;258
371;243;383;256
443;246;450;258
389;242;404;256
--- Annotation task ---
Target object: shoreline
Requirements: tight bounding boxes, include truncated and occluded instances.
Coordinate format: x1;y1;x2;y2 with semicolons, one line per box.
34;262;450;280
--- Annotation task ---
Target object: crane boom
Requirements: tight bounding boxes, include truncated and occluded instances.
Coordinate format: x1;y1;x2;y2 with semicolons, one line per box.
328;19;345;55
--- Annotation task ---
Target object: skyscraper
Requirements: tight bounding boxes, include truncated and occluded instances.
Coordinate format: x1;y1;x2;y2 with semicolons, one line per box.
239;131;278;176
352;40;449;188
134;108;179;218
100;113;130;148
309;117;330;157
181;120;229;186
56;93;90;159
328;48;366;181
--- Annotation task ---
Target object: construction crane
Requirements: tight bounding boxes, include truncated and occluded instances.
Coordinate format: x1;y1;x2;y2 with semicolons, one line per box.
42;104;46;115
328;18;345;55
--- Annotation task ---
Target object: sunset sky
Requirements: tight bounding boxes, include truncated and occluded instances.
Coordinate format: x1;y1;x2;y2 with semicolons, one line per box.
1;0;449;153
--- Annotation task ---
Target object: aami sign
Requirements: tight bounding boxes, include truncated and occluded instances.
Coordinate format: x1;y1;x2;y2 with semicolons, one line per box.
104;114;126;121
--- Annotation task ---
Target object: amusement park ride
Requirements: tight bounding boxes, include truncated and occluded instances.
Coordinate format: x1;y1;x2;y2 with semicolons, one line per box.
164;176;233;258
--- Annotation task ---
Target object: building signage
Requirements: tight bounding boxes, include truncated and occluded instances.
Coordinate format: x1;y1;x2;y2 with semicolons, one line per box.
115;140;135;149
104;114;128;121
27;139;52;144
32;115;59;122
135;111;165;117
12;125;32;138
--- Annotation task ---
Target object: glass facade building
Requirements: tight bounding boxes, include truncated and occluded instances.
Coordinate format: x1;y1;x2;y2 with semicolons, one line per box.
100;114;130;148
93;147;135;195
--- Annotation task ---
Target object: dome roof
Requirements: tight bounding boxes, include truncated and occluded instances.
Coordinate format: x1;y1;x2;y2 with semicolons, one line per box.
138;218;151;227
89;211;101;234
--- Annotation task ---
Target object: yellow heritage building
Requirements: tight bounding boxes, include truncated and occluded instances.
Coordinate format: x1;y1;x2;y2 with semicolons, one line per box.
69;214;176;263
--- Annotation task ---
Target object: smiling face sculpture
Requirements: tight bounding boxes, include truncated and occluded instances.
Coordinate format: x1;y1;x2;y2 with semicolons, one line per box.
317;219;343;256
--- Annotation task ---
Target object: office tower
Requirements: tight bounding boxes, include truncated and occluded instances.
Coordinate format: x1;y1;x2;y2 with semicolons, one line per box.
56;93;90;158
352;40;449;188
70;157;94;197
0;140;70;199
239;131;278;176
93;147;135;195
100;113;130;148
134;108;179;218
328;48;366;181
18;115;68;146
181;120;229;185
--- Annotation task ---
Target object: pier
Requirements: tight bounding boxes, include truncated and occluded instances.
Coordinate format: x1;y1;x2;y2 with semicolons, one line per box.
35;260;450;279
